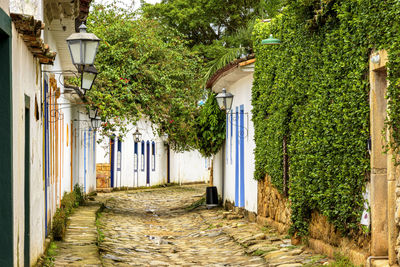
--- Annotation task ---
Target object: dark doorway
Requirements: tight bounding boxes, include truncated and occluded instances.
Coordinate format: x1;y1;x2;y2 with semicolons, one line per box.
24;96;30;266
0;9;13;266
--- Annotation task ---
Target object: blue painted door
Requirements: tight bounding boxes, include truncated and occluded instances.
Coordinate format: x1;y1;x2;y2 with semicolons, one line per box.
235;105;245;208
84;130;87;192
146;141;150;184
239;105;245;207
110;138;115;187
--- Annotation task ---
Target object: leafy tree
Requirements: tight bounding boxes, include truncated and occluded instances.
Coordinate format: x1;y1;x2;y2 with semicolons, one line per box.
195;92;226;186
141;0;285;84
141;0;262;47
85;3;203;151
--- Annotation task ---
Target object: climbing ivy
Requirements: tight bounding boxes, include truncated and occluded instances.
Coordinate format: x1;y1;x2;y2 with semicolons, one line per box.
252;0;400;237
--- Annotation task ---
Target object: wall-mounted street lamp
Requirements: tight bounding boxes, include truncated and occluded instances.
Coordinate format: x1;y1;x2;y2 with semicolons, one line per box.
261;34;281;45
215;88;234;111
88;107;98;119
81;65;98;92
66;23;100;72
132;128;142;142
91;118;102;130
67;23;100;95
88;107;102;130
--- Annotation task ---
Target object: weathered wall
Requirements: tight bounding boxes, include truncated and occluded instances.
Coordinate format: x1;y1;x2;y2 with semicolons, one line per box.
96;163;111;189
257;177;291;233
257;176;370;266
12;23;45;266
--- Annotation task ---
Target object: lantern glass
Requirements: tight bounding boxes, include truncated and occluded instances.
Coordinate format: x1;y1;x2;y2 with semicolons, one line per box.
91;118;102;130
225;95;233;110
81;66;97;91
88;108;97;119
83;40;99;65
132;129;142;142
216;88;234;110
67;40;81;66
216;97;225;109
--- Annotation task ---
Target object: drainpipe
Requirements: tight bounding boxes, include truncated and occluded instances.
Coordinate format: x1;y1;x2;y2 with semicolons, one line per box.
366;256;388;267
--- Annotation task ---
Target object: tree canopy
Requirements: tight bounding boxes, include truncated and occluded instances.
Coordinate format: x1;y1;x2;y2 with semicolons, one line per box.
86;3;203;151
141;0;262;47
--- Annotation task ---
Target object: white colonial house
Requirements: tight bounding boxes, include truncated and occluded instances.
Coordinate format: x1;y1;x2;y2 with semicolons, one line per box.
3;0;98;264
208;56;258;213
96;119;209;188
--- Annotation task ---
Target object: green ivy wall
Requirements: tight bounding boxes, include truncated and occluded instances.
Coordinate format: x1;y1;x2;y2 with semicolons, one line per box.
252;0;400;237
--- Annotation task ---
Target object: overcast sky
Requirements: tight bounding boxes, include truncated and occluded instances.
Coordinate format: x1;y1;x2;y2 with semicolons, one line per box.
93;0;162;10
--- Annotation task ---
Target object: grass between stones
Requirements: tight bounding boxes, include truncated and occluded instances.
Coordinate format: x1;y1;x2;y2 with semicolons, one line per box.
52;185;86;240
95;203;106;246
185;196;206;211
42;242;57;267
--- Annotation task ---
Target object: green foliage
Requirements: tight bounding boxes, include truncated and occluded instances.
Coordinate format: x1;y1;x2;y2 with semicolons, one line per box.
251;0;400;237
73;184;86;206
185;196;206;211
95;204;105;245
86;3;203;151
195;92;226;158
51;187;85;240
43;242;57;267
141;0;262;48
51;208;67;241
327;253;359;267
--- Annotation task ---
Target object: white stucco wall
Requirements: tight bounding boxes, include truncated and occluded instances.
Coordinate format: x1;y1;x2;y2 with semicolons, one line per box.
71;109;97;193
170;150;208;184
96;119;208;188
12;23;45;266
11;12;91;264
213;71;258;213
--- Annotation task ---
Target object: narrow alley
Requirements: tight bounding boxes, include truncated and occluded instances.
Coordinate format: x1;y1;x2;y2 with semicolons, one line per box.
50;185;329;266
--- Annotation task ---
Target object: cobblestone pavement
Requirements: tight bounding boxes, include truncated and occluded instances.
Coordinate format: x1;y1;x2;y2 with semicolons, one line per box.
96;184;331;266
52;203;102;266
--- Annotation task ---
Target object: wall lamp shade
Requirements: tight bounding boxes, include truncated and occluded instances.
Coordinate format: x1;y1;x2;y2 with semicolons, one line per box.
91;118;102;130
66;23;100;70
216;88;234;110
88;107;98;119
261;34;281;45
132;128;142;142
81;65;98;91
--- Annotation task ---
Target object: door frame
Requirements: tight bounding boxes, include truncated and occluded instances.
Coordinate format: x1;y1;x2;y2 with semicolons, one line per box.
24;96;30;266
0;9;13;266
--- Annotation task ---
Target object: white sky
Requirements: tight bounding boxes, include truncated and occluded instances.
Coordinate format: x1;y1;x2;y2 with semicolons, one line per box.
93;0;162;10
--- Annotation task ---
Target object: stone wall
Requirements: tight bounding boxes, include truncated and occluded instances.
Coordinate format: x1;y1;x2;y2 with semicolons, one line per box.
96;163;111;189
257;176;291;233
257;175;369;266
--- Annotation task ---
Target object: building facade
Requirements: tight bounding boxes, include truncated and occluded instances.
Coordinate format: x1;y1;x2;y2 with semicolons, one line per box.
96;119;209;189
208;57;258;213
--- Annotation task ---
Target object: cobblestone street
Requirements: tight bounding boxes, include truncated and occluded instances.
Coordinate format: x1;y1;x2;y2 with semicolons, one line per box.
93;184;330;266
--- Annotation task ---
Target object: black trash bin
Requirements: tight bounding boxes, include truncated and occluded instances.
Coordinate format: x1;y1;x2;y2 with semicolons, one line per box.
206;186;218;207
